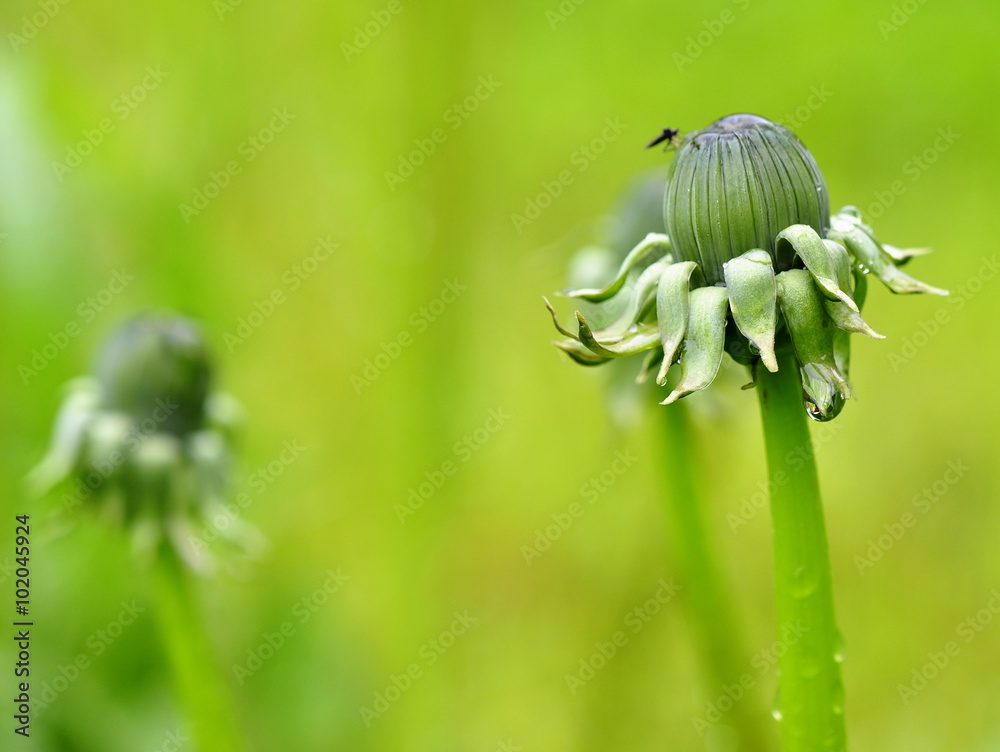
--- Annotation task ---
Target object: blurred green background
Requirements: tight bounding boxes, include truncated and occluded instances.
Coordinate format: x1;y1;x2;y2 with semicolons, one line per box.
1;0;998;749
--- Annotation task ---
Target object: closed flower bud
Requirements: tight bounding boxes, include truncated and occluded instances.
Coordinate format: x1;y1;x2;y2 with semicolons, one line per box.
29;312;258;573
95;314;212;436
664;114;829;285
546;113;946;418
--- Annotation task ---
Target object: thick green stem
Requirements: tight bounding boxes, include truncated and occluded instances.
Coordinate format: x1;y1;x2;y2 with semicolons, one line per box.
658;407;768;752
756;344;846;752
150;546;245;752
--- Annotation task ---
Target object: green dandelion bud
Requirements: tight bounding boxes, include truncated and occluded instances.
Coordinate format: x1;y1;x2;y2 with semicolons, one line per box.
545;113;947;419
29;312;258;572
95;314;212;436
664;113;829;286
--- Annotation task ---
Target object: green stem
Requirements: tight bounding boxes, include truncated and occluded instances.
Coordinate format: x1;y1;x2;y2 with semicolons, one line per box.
658;406;768;752
150;546;245;752
756;344;846;752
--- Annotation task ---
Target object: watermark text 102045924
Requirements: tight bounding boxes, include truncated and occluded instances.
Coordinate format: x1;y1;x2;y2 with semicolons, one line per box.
13;514;33;738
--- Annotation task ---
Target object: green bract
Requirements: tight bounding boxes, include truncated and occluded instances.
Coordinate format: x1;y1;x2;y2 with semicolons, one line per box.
29;312;260;572
546;113;947;420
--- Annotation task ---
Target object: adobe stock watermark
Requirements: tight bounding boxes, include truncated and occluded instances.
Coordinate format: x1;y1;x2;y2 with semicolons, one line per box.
780;85;833;131
7;0;71;52
510;116;628;234
18;269;134;386
897;588;1000;705
341;0;403;62
565;578;681;695
214;0;243;21
33;600;145;714
522;448;638;565
854;458;969;575
395;408;510;523
232;568;349;684
673;0;751;72
726;422;843;532
863;125;959;222
877;0;929;40
151;728;188;752
384;74;501;191
359;610;478;725
887;254;997;372
545;0;586;29
223;236;338;352
178;106;296;223
51;65;168;182
58;398;179;515
0;557;15;586
350;278;467;394
189;439;306;554
692;620;808;736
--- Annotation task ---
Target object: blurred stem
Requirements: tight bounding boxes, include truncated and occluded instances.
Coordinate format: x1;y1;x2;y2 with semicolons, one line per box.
150;545;244;752
756;344;846;752
658;406;768;752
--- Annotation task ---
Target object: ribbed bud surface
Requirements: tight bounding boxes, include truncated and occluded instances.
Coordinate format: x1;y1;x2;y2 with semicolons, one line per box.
664;114;829;285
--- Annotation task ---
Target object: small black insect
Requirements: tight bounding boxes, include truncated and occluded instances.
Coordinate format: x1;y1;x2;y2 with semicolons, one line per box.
645;127;681;150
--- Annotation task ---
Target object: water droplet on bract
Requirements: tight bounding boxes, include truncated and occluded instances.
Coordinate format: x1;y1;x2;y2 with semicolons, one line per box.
772;689;783;722
790;565;819;598
834;631;845;664
830;679;846;715
805;392;845;422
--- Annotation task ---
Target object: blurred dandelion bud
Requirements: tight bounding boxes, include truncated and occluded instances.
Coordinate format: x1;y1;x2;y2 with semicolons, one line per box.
29;312;262;573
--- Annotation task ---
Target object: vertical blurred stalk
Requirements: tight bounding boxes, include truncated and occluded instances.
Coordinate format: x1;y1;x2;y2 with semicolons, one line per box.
150;545;245;752
381;2;484;733
757;344;846;752
658;406;768;752
398;2;478;450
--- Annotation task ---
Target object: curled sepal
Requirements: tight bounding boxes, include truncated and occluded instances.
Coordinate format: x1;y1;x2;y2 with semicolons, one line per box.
562;233;671;302
724;249;778;372
819;240;883;338
882;243;932;264
831;208;931;265
824;299;884;339
831;206;877;240
25;379;100;497
654;261;698;385
661;286;729;405
831;222;948;296
775;270;853;419
543;297;577;339
776;225;858;312
577;314;660;358
552;338;613;366
851;267;869;310
589;259;672;341
821;239;855;291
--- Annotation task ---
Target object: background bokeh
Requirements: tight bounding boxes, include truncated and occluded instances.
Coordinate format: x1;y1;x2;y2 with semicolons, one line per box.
1;0;998;749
